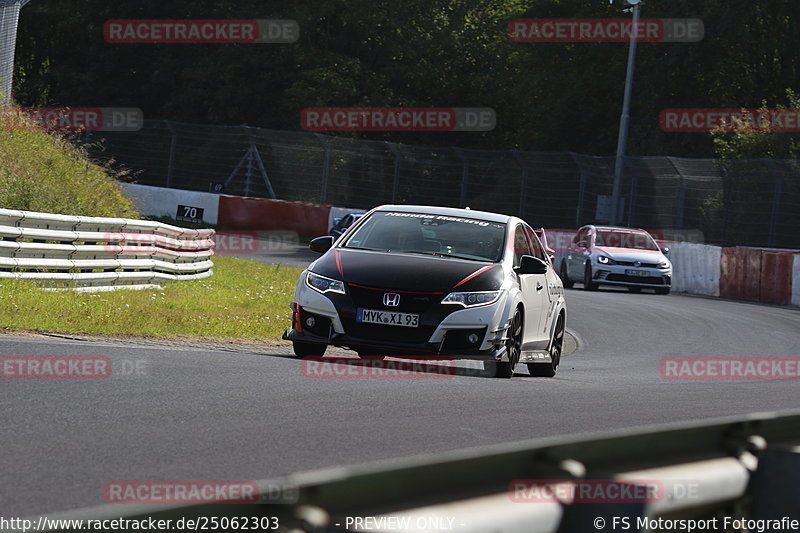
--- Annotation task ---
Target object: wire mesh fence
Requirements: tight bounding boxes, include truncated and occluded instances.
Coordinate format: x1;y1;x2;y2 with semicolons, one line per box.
0;0;26;105
86;120;800;249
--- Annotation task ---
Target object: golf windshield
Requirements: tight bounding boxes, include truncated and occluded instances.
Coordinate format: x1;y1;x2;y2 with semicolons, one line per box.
343;211;506;262
595;230;659;251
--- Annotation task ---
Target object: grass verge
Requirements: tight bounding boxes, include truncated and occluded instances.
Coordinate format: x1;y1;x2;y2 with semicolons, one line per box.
0;257;303;341
0;125;138;218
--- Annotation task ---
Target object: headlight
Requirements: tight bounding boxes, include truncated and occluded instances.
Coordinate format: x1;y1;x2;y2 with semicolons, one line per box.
658;260;670;269
306;271;345;294
442;290;503;308
597;255;616;265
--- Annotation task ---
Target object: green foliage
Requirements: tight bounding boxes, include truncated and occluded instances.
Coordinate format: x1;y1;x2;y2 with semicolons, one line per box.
14;0;800;157
712;89;800;159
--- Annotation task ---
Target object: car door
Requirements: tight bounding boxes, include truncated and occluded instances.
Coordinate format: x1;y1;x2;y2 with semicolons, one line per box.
567;228;587;279
525;225;558;339
513;224;547;347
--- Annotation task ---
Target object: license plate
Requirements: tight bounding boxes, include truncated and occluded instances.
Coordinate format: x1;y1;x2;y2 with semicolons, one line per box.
625;269;649;277
357;308;419;328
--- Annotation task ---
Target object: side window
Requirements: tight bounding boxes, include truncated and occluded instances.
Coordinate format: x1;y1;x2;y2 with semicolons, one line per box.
513;224;533;267
524;226;546;261
575;228;588;248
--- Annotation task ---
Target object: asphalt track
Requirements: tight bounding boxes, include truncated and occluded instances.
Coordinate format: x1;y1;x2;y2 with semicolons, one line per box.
2;262;800;517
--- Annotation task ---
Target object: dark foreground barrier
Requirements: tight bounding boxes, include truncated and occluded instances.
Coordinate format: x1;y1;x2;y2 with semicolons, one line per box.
33;410;800;533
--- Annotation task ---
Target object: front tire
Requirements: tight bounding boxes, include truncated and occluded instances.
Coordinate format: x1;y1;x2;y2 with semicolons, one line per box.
655;287;671;295
583;262;598;291
559;261;574;288
293;341;327;357
488;309;522;379
528;313;563;378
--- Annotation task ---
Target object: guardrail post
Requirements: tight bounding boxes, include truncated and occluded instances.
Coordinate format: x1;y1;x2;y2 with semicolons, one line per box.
315;133;331;204
386;141;401;204
453;147;469;208
165;120;177;188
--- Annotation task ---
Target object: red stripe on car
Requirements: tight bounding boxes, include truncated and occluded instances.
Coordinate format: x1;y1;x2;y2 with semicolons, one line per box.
453;265;496;288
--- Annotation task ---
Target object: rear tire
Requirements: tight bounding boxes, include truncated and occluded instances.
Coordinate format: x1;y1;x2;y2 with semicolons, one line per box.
583;262;598;291
655;287;671;295
528;313;563;378
559;261;574;288
356;350;386;360
293;341;327;357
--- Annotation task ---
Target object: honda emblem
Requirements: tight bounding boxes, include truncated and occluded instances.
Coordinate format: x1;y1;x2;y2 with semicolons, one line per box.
383;293;400;307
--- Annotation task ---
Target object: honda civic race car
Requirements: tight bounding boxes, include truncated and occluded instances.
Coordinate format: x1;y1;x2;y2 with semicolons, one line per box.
557;225;672;294
283;205;567;378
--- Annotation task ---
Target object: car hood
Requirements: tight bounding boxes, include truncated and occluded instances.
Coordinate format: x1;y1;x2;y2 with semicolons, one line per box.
594;247;665;262
310;248;504;292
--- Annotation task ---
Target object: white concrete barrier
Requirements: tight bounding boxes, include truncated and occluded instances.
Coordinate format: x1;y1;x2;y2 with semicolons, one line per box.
669;242;721;297
121;183;220;225
793;254;800;307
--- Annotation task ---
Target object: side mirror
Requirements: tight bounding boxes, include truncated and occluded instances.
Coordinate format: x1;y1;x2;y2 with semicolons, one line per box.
309;236;334;254
661;246;670;255
517;255;548;275
577;241;588;249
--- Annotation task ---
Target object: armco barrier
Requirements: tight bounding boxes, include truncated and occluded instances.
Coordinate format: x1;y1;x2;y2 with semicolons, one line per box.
120;183;220;225
0;208;214;290
720;247;795;305
39;410;800;533
217;195;331;237
668;242;721;297
760;251;795;306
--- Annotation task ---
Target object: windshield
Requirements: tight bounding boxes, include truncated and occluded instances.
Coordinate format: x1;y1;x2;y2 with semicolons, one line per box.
595;230;659;251
343;211;506;262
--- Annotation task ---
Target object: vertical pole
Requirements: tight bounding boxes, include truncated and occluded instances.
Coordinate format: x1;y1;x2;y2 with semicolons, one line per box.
675;177;686;230
570;153;586;227
315;133;330;204
165;120;177;188
453;148;469;208
610;2;641;225
386;141;401;204
763;159;782;248
511;150;528;218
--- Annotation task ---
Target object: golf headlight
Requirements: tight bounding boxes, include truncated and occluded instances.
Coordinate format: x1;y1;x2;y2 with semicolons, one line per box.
306;271;345;294
442;290;503;308
658;260;671;269
597;255;615;265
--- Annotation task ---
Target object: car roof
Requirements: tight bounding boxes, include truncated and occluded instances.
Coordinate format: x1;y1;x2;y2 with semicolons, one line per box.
373;204;512;224
586;225;648;233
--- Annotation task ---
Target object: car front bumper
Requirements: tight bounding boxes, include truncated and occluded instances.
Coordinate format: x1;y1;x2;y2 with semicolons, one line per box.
284;272;512;360
592;263;672;287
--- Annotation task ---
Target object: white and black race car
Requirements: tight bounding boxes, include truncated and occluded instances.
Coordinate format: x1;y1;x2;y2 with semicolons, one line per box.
283;205;567;378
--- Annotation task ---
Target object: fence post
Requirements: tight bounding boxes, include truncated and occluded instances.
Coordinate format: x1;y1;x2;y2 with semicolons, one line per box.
569;153;586;227
453;148;469;208
675;177;686;230
511;150;528;218
762;159;783;248
386;142;401;203
165;120;177;188
315;133;331;204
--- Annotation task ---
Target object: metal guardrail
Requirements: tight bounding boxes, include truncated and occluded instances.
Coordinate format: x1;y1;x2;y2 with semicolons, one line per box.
37;410;800;532
0;208;214;290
